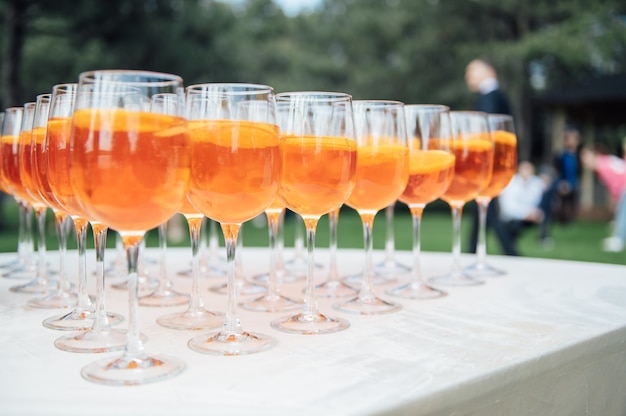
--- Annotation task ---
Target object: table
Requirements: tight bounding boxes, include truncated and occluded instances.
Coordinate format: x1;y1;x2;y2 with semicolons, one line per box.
0;247;625;416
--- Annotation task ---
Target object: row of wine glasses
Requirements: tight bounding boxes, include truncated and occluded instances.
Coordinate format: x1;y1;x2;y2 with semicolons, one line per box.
0;69;517;388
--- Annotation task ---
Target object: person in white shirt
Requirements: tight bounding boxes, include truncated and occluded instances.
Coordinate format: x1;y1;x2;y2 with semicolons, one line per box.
499;161;546;254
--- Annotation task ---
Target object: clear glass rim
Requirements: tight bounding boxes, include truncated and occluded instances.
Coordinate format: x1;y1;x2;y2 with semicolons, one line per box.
405;104;450;112
487;113;513;121
276;91;352;102
186;83;274;95
36;93;51;102
79;70;183;87
449;110;488;118
52;83;78;93
353;99;405;107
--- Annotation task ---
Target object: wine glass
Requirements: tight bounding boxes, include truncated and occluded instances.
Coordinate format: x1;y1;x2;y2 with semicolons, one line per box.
387;104;454;299
241;199;301;312
270;91;356;334
70;70;188;384
185;83;280;355
333;100;409;315
10;101;54;295
315;206;358;297
26;93;77;308
464;114;517;278
44;83;125;348
0;107;36;279
156;196;224;330
429;111;494;286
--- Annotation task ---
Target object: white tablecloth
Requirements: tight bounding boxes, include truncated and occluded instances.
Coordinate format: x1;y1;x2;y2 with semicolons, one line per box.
0;247;625;416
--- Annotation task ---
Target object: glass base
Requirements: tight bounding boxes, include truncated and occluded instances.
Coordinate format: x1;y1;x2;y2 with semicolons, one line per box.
249;270;305;285
373;259;411;278
429;272;484;287
315;280;358;298
333;296;402;315
342;272;397;287
81;352;185;386
43;308;124;331
2;265;37;279
209;280;266;296
270;311;350;335
26;289;77;309
240;293;301;313
111;275;159;298
138;288;189;307
386;282;447;300
463;261;506;278
188;330;275;356
54;328;129;353
0;257;20;270
156;309;224;330
177;263;224;278
9;277;55;294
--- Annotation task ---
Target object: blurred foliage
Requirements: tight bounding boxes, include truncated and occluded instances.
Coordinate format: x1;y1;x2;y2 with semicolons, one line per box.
1;0;626;158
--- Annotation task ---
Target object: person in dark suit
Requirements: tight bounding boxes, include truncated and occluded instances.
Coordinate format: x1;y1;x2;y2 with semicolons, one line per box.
464;58;517;256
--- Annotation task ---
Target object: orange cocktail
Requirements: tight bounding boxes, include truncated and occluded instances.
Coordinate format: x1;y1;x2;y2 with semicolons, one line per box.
441;135;493;204
30;126;66;212
279;135;356;217
346;143;408;211
70;108;190;232
399;149;455;205
2;132;39;206
477;130;517;198
187;119;280;224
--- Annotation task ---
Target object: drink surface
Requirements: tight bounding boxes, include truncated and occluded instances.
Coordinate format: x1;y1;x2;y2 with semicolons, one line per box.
71;108;190;232
399;150;455;206
346;144;408;212
187;119;281;224
278;135;356;217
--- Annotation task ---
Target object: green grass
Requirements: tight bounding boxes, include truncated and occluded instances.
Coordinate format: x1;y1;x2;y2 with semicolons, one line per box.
1;198;624;265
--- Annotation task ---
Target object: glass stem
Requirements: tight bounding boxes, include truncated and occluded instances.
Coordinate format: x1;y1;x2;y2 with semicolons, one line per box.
206;217;216;258
187;216;205;312
91;223;110;331
358;213;376;302
302;217;320;316
73;217;92;309
53;211;69;291
34;206;48;282
222;223;242;335
199;217;210;274
327;207;340;283
157;222;170;293
409;205;425;286
123;237;143;357
451;204;464;276
276;209;286;275
384;204;395;265
294;215;305;261
266;211;281;299
476;197;490;269
16;201;32;267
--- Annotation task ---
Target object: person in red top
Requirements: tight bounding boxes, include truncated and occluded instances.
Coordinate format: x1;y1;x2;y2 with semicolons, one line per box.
581;140;626;252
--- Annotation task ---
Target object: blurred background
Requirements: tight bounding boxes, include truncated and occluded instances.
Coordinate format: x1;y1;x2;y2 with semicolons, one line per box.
1;0;625;264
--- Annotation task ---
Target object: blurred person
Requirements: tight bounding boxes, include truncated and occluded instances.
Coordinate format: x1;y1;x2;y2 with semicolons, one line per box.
538;127;581;248
580;140;626;252
499;161;545;255
464;58;516;256
553;127;581;224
